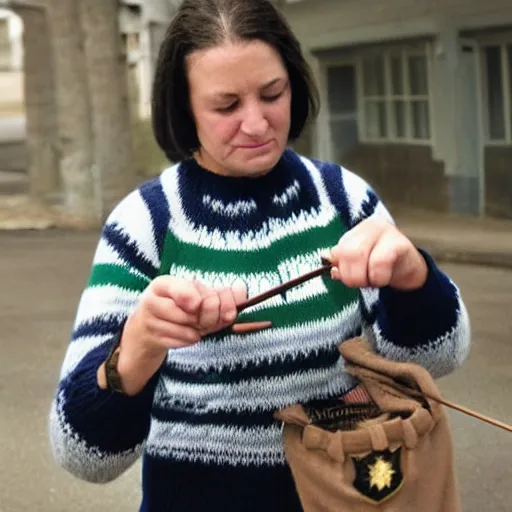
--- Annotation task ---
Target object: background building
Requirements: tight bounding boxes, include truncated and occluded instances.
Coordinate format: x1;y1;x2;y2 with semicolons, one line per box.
1;0;511;219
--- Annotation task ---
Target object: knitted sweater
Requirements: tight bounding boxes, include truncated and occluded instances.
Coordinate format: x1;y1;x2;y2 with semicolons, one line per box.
49;149;470;511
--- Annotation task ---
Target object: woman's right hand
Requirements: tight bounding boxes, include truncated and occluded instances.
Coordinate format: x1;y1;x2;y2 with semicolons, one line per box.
110;276;247;396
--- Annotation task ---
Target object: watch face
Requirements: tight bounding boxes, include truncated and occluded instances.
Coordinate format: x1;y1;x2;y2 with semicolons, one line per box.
106;348;124;393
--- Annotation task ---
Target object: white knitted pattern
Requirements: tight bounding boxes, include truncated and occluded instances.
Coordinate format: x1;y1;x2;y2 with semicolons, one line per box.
105;189;161;270
272;179;301;206
366;293;471;378
147;421;287;467
202;194;258;216
160;162;338;251
50;392;143;483
166;302;360;372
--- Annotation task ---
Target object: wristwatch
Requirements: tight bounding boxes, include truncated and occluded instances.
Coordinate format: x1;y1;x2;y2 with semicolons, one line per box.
104;330;125;393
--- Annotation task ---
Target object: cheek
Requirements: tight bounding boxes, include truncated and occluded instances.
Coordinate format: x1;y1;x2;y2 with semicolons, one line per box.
199;115;240;145
267;102;291;136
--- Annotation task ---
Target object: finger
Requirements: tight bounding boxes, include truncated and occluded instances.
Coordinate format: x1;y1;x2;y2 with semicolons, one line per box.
192;281;221;330
332;231;379;288
146;295;200;326
152;276;203;314
367;232;403;288
146;317;201;345
217;287;238;325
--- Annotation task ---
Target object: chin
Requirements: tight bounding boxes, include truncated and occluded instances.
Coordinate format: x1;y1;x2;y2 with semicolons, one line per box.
234;150;283;177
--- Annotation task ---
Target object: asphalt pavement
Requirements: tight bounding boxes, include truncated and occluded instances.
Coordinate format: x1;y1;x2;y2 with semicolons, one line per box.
0;229;511;512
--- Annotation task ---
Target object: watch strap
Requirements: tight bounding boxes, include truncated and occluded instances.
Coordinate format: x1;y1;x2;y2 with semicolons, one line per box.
104;328;125;394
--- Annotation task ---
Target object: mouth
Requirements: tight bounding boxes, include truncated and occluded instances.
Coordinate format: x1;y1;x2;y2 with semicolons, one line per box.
237;141;272;150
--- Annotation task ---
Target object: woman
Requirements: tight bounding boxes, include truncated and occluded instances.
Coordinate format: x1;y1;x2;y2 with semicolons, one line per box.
49;0;471;510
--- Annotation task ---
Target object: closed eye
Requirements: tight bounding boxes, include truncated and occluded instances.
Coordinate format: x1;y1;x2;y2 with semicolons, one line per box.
262;91;284;102
215;89;285;113
216;102;238;113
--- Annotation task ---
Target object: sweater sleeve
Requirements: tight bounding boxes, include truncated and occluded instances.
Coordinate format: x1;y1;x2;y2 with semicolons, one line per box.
335;167;471;378
49;178;170;483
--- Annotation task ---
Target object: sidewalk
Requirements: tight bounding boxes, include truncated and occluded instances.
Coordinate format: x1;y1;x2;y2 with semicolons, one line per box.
393;207;512;269
0;193;511;268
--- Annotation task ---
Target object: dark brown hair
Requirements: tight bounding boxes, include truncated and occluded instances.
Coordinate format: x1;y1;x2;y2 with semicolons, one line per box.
151;0;319;163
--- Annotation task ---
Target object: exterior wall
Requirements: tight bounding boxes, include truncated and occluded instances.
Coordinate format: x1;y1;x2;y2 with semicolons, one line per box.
485;147;512;218
281;0;512;49
281;0;512;219
342;144;449;213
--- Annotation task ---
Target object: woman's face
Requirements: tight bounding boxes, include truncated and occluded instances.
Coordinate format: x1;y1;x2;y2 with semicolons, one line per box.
187;40;292;178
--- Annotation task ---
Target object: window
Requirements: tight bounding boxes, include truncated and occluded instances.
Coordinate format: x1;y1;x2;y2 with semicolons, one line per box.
326;65;359;162
359;48;431;143
482;43;512;144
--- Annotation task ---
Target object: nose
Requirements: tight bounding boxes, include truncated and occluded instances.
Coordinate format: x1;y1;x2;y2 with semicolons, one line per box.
240;102;269;138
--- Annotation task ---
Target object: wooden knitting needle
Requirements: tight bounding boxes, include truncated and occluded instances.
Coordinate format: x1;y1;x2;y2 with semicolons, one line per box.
231;262;333;334
433;395;512;433
236;262;333;313
360;366;512;433
396;380;512;433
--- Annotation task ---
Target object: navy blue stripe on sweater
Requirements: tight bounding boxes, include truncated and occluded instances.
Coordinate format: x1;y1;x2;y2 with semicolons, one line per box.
162;345;341;385
178;150;322;233
152;405;276;428
59;343;157;453
139;178;170;258
316;158;380;229
140;455;302;512
71;314;125;341
376;251;460;348
357;188;380;225
315;158;353;228
103;223;158;278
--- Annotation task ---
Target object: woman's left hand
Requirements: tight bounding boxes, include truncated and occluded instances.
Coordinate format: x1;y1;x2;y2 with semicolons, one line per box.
325;217;428;291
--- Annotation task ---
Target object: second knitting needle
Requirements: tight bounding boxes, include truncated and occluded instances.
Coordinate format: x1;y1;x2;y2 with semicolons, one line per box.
231;262;333;333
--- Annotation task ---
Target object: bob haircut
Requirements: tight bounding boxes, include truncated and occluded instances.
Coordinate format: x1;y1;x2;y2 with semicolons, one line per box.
151;0;320;163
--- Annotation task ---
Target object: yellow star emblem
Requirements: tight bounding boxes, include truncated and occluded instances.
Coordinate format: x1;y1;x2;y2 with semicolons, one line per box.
368;456;396;491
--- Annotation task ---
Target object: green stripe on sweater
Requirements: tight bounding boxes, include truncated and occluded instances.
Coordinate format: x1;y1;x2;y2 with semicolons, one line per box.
237;280;358;329
159;214;348;276
88;263;150;291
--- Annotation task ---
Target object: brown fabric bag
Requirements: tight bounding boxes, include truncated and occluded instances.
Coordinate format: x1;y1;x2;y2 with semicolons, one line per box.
275;337;461;511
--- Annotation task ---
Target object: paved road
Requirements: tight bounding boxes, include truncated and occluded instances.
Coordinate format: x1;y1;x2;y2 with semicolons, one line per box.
0;230;511;512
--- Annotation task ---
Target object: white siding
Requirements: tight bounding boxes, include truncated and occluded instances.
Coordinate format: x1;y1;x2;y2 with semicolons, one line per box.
282;0;507;215
282;0;512;50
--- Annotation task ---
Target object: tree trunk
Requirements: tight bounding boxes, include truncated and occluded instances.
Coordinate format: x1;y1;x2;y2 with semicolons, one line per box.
16;5;60;201
46;0;99;223
80;0;136;219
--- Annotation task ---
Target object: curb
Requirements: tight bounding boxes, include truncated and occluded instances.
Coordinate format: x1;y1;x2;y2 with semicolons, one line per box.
410;239;512;270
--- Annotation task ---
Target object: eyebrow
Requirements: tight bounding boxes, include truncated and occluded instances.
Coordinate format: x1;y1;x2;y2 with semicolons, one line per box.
213;78;286;100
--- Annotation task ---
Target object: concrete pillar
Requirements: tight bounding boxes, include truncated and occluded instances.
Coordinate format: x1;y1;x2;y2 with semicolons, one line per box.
137;25;153;120
431;27;484;216
7;11;23;70
16;5;60;201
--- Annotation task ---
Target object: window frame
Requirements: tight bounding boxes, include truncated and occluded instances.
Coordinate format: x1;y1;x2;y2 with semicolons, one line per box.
480;40;512;146
356;43;434;145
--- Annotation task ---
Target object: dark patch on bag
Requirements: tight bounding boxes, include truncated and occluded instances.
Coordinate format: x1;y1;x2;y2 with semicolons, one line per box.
352;447;404;504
